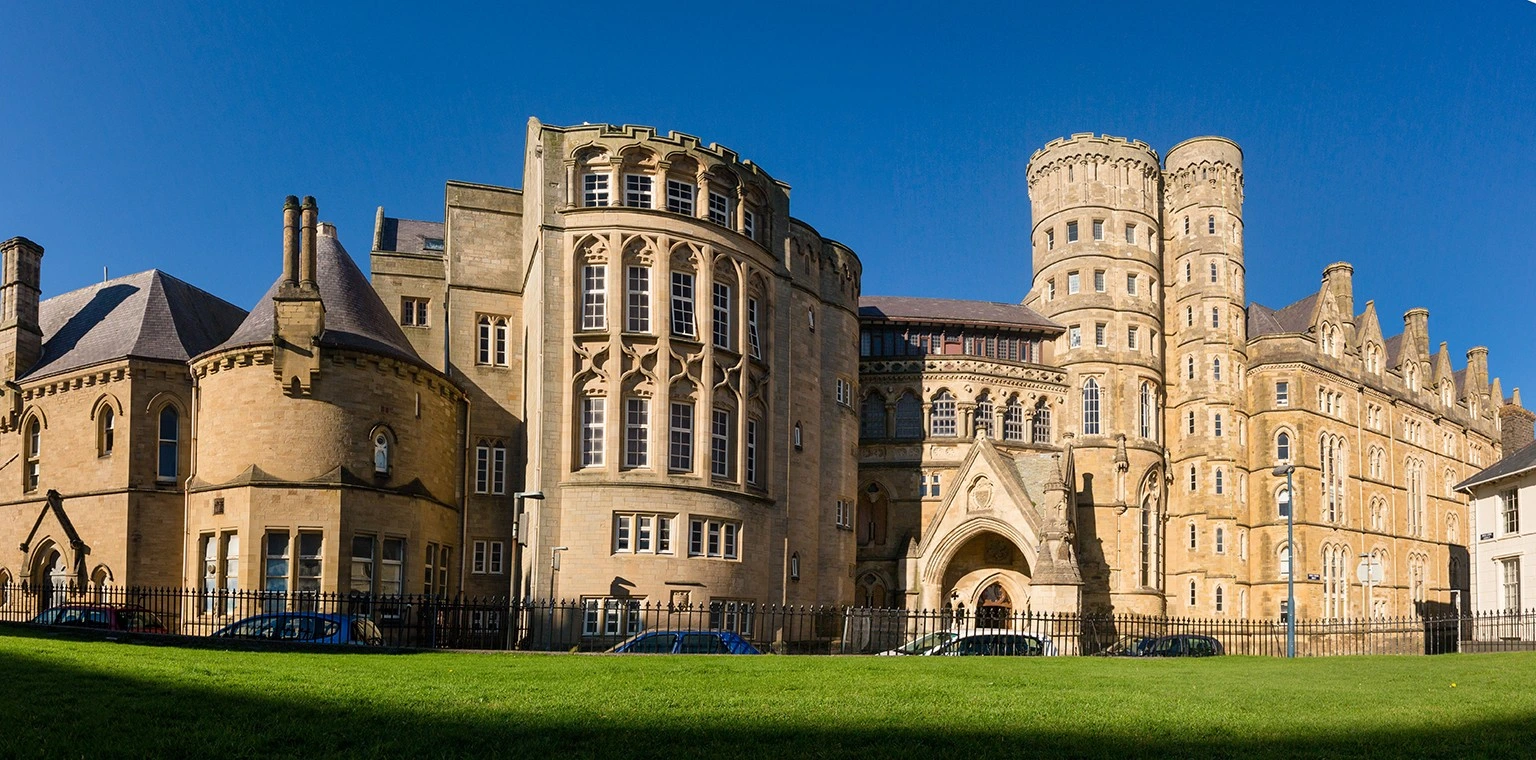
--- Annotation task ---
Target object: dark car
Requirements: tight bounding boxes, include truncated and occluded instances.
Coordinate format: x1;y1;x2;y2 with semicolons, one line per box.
1142;634;1224;657
1095;635;1155;657
212;612;384;646
608;630;761;654
930;632;1054;657
31;604;169;633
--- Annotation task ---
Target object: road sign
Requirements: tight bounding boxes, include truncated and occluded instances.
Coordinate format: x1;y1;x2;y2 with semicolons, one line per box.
1356;557;1384;584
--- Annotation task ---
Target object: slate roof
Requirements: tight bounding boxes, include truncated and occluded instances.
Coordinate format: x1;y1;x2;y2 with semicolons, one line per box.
26;270;247;381
214;232;423;364
1247;293;1318;338
377;217;445;255
1456;439;1536;493
859;296;1062;333
1384;334;1404;368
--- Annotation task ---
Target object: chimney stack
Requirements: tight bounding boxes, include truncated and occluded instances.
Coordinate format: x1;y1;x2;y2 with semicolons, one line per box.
0;236;44;391
1322;262;1354;326
299;196;318;289
282;196;300;287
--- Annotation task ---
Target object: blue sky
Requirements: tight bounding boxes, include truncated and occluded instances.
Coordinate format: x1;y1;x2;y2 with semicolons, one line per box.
3;1;1534;393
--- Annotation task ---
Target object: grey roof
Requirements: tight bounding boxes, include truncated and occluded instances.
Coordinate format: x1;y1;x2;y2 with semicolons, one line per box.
214;232;423;364
26;270;247;380
859;296;1061;333
1247;293;1317;338
377;218;444;255
1456;439;1536;493
1384;334;1405;368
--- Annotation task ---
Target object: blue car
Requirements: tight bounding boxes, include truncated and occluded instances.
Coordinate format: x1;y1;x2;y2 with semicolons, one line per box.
212;612;384;646
608;630;761;654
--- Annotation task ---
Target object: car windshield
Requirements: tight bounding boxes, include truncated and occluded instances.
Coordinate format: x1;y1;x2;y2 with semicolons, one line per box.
895;632;957;654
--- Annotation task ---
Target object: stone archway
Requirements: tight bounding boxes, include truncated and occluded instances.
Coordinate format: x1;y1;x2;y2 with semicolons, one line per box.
938;532;1032;623
31;543;69;610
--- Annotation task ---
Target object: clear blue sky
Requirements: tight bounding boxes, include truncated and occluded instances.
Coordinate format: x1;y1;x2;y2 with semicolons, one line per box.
3;1;1533;394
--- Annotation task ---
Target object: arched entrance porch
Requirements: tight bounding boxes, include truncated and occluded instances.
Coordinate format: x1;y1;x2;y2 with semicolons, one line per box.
30;542;70;610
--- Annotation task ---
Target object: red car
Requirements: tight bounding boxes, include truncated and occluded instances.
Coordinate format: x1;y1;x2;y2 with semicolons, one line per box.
31;604;169;633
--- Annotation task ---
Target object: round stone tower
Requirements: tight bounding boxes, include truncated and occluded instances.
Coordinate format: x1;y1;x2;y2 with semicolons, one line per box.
1160;136;1247;617
1025;133;1168;614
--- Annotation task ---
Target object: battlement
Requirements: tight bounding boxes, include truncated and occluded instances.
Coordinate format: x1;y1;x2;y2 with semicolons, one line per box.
535;118;783;189
1032;133;1158;162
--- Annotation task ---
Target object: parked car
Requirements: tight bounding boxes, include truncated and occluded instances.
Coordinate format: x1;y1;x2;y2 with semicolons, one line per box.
1094;635;1155;657
607;630;761;654
881;629;1058;656
1140;634;1225;657
31;604;169;633
212;612;384;646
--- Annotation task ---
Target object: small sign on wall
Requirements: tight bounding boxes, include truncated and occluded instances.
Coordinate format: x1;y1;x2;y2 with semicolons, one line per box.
1306;573;1321;581
1480;532;1495;541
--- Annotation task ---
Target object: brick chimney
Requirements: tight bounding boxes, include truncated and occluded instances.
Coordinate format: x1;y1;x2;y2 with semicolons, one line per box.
273;196;325;395
0;236;44;388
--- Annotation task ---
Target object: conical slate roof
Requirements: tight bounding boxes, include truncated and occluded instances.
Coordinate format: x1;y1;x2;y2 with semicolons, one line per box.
27;270;247;381
214;231;422;364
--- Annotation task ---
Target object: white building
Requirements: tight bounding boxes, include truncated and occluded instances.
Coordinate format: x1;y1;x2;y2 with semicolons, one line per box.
1456;440;1536;622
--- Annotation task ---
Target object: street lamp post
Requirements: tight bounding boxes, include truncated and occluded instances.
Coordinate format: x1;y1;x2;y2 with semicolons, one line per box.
1272;464;1296;658
506;491;543;650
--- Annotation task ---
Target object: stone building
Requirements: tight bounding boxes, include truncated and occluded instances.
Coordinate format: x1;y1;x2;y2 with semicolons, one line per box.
870;132;1502;620
0;121;1516;630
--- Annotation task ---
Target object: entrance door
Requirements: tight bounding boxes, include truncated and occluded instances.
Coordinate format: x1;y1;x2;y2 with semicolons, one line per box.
975;583;1012;628
35;549;68;610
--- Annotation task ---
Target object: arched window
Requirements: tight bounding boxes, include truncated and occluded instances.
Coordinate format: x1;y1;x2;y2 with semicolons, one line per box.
1212;358;1221;381
1276;431;1291;462
858;484;888;547
24;417;41;492
157;406;180;482
0;568;10;607
1187;579;1198;607
373;431;391;475
1406;363;1419;391
1031;400;1051;444
1213;414;1223;437
930;391;957;437
1139;494;1158;588
860;394;887;439
477;315;510;365
1003;399;1026;442
789;552;800;581
1082;379;1101;435
1215;585;1225;614
1138;382;1155;440
1279;544;1292;579
1277;486;1291;518
1188;521;1197;550
1238;588;1248;619
98;406;115;457
893;393;923;439
974;393;993;438
855;573;887;608
1447;512;1459;544
1214;468;1224;494
1320;434;1345;524
1215;526;1226;554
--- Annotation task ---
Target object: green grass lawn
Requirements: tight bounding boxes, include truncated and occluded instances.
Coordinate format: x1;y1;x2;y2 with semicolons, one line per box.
0;629;1533;759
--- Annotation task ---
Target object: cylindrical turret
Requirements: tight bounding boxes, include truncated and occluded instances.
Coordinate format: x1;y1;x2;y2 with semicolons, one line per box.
1026;134;1168;615
1161;136;1246;619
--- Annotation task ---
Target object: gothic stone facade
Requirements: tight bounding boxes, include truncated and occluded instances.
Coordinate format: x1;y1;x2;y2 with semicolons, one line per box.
0;123;1511;631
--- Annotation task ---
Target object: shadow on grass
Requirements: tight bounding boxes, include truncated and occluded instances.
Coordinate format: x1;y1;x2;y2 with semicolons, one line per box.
0;633;1532;759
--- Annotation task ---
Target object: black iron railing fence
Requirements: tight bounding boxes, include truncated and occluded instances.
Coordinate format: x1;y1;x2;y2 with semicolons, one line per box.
2;583;1534;656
